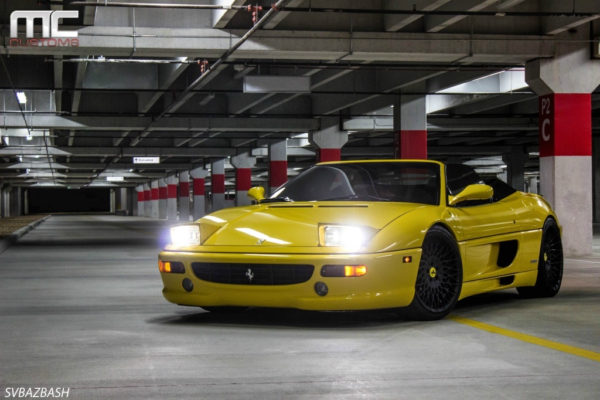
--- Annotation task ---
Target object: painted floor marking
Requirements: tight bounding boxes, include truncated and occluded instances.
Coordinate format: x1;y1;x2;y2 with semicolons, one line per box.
450;315;600;363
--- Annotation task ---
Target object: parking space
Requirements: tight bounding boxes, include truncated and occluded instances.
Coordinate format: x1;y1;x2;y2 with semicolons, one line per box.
0;216;598;399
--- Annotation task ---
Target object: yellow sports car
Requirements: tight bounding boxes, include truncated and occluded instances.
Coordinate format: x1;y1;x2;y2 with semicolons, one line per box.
158;160;563;320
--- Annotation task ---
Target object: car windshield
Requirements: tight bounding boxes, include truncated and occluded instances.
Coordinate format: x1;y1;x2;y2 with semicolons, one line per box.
270;162;440;205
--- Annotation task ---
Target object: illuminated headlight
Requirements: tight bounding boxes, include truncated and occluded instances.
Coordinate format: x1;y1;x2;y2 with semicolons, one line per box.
170;225;200;246
319;225;374;249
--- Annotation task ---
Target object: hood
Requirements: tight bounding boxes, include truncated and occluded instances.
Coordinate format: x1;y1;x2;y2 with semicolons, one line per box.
202;201;426;247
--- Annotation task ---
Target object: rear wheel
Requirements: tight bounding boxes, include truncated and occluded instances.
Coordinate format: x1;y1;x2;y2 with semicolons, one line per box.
406;226;463;320
517;218;563;298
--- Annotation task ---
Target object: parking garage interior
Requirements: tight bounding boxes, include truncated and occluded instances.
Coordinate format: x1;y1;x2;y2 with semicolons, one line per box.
1;1;600;399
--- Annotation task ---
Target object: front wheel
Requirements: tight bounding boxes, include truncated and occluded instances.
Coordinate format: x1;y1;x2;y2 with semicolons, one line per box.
517;218;563;298
405;225;463;320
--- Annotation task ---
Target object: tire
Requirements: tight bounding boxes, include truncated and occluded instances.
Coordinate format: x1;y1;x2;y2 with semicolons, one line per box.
406;225;463;320
517;218;563;298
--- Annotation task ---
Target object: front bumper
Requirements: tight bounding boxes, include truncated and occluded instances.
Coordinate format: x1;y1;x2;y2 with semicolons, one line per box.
158;249;421;311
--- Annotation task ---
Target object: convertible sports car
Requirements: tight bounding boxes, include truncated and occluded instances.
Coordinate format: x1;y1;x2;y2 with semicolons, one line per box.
158;160;563;320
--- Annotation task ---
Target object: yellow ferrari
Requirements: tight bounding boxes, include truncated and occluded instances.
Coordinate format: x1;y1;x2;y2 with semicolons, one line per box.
158;160;563;320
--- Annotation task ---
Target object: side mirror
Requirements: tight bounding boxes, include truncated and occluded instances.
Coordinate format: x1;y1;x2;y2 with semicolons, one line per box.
247;186;265;202
448;184;493;206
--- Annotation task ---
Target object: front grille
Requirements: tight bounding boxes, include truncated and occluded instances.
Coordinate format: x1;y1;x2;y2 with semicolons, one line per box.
191;262;314;285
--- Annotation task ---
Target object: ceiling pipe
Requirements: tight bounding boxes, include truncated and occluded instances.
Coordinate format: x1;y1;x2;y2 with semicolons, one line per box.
129;0;290;147
70;2;600;18
86;0;290;187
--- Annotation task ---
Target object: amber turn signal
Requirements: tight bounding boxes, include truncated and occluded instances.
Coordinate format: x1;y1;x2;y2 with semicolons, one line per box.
321;264;367;277
158;260;185;274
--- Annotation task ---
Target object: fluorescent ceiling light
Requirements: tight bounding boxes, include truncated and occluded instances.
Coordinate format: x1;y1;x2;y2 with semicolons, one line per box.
107;176;124;182
16;92;27;104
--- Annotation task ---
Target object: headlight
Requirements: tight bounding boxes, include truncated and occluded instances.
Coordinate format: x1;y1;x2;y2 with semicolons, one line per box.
170;225;201;247
319;225;374;249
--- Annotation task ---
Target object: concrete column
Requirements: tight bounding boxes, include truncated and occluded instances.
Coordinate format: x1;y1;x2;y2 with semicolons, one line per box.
394;94;427;159
525;33;600;256
167;175;178;221
158;178;168;219
190;167;208;220
136;185;145;217
178;171;190;221
231;153;256;206
110;189;116;214
211;159;226;212
23;189;28;215
310;118;348;162
594;137;600;223
143;183;152;217
118;188;128;214
126;187;136;216
269;140;288;195
527;176;539;195
150;181;159;219
502;148;528;191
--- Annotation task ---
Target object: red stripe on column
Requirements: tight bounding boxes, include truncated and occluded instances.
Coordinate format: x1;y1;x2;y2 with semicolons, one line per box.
270;160;288;188
395;130;427;159
319;148;341;162
179;182;189;197
167;184;177;198
137;191;144;202
159;186;167;200
236;168;252;191
151;188;159;200
193;179;205;196
211;174;225;194
539;93;591;157
144;190;150;201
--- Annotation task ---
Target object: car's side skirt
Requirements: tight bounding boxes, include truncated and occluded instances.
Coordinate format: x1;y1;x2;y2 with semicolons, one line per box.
459;270;538;300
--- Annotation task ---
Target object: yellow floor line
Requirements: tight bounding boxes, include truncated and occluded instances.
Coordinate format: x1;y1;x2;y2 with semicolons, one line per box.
449;315;600;363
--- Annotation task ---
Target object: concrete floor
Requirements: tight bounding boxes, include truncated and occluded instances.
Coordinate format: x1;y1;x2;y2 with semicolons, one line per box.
0;215;599;399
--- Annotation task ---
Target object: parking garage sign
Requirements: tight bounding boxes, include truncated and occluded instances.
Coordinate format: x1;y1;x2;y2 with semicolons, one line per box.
9;10;79;47
539;94;554;157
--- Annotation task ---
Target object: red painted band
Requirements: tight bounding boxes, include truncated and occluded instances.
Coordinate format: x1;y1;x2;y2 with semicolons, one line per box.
167;184;177;199
395;130;427;159
319;148;342;162
179;182;189;197
158;186;167;200
539;93;591;157
270;160;288;188
236;168;252;191
211;174;225;194
193;179;205;196
137;191;144;202
144;190;150;201
151;188;159;200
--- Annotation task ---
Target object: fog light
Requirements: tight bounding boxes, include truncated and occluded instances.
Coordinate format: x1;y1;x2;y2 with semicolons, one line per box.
182;278;194;292
314;281;328;296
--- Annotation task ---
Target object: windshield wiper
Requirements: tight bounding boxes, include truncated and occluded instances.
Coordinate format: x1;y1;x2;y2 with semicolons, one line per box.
260;196;293;203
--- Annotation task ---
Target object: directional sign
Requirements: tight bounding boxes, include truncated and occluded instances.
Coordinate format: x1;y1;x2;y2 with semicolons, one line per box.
133;157;160;164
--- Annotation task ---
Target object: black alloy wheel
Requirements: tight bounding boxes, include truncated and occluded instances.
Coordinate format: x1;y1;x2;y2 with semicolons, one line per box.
406;225;463;320
517;218;563;298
